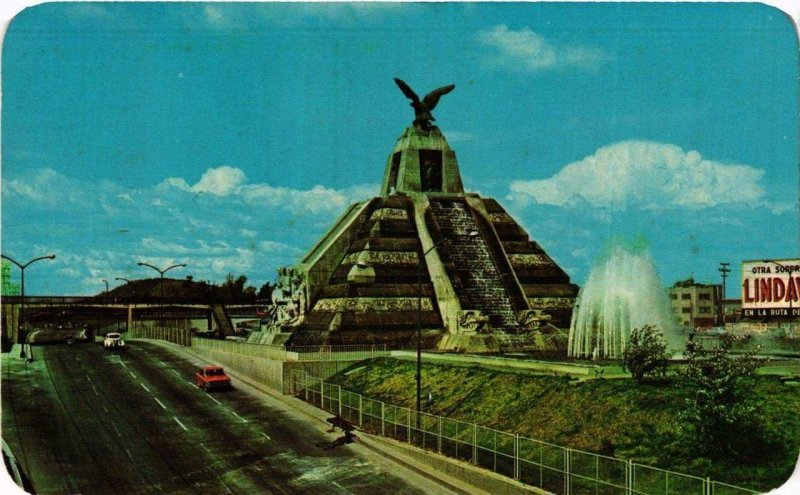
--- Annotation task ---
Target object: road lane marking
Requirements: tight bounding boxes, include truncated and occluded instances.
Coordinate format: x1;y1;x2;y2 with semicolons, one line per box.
231;411;248;423
170;369;181;377
260;432;270;440
85;374;92;382
207;394;221;405
102;405;109;414
158;360;167;367
119;361;127;368
200;443;211;453
128;371;136;379
111;423;122;437
154;397;168;410
139;383;151;393
90;385;99;396
173;416;188;431
123;448;134;461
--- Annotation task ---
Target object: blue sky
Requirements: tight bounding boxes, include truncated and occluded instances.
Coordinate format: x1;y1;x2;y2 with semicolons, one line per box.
2;2;798;296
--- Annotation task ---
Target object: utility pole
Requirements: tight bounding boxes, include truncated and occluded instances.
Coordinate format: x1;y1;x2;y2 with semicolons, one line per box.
718;262;730;299
718;262;730;325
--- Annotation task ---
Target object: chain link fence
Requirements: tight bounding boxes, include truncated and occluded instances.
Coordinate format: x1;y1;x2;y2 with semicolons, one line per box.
287;369;762;495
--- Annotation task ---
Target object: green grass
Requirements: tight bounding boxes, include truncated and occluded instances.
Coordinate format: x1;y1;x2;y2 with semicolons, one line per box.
327;357;800;492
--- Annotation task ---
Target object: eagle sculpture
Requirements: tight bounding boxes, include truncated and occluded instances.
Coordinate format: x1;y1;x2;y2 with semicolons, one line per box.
394;78;455;130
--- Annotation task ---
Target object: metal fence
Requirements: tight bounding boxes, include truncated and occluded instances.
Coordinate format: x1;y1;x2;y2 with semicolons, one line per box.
286;344;388;362
288;370;761;495
127;325;193;346
192;338;289;360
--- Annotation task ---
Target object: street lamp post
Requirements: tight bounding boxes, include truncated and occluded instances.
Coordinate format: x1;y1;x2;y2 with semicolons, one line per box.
102;279;110;335
137;262;186;328
1;254;56;359
416;231;478;427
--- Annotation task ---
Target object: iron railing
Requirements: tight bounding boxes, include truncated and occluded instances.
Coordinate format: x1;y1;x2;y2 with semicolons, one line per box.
288;369;762;495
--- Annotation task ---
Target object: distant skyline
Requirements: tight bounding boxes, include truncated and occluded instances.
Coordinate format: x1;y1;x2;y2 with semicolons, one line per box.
2;2;798;296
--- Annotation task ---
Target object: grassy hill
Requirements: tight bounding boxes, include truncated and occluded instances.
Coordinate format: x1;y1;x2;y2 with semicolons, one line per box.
328;357;800;492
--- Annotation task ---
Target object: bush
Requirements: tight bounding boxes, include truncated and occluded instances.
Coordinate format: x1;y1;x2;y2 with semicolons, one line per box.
679;335;765;458
622;325;669;383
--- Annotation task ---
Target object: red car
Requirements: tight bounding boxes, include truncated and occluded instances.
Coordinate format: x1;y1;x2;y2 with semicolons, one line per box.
194;366;232;391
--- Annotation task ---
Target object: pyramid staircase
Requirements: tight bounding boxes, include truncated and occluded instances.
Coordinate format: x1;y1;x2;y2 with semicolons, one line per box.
429;198;521;333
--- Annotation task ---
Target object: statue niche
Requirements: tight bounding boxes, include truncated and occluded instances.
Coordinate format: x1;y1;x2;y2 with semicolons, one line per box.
419;149;443;192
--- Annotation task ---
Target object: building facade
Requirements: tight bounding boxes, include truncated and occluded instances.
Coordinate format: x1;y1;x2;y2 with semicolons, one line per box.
2;260;20;296
669;278;722;328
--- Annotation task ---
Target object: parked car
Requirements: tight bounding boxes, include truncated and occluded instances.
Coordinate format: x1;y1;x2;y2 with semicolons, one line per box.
103;332;125;350
195;366;231;391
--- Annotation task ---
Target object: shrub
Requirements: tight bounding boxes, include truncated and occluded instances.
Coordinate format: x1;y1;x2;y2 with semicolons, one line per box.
679;335;765;458
622;325;669;383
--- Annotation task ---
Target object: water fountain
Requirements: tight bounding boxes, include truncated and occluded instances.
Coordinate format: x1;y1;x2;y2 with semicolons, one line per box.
568;237;678;359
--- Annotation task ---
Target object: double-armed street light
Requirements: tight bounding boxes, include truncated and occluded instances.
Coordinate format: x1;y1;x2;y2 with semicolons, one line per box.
416;230;478;426
137;262;187;326
1;253;56;359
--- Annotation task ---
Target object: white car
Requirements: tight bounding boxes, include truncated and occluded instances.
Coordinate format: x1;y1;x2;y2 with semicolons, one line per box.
103;332;125;350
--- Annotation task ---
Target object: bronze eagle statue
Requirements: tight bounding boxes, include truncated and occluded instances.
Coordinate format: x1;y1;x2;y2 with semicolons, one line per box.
394;78;455;130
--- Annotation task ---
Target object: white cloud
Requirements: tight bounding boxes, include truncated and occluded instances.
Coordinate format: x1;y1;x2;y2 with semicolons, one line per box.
258;240;304;255
442;130;476;143
477;25;610;72
5;165;376;293
141;238;231;256
190;166;245;196
161;165;374;212
239;183;375;214
2;168;85;204
508;140;790;213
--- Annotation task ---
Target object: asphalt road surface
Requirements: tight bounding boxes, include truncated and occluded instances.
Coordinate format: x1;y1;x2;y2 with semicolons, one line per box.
1;341;431;495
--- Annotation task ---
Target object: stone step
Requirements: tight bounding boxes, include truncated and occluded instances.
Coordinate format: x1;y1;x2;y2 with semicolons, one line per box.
429;199;520;330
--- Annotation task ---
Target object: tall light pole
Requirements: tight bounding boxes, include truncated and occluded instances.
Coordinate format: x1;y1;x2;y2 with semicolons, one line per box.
101;279;110;335
416;230;478;427
718;262;730;325
1;254;56;358
137;262;186;327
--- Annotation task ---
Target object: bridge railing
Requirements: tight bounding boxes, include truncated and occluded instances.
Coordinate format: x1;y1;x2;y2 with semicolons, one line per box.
128;326;192;346
287;369;762;495
126;328;389;363
190;340;388;362
192;338;289;360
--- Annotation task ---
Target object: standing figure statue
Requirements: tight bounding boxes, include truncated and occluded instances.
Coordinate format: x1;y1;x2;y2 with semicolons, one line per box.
394;78;455;130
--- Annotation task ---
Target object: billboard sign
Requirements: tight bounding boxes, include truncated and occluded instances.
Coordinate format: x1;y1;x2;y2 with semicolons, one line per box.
741;259;800;317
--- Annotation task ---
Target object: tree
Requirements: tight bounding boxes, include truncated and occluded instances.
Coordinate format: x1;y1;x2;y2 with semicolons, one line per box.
257;281;275;299
218;274;257;301
622;325;669;383
679;335;764;457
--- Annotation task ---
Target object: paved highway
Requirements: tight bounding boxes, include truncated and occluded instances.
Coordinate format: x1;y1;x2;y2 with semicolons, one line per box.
2;342;432;494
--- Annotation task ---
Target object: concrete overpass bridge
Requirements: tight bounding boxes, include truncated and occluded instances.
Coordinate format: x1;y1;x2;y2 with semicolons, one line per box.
1;296;266;343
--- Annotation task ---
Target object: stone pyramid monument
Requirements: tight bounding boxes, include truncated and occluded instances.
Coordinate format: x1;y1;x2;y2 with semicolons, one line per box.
262;80;578;352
